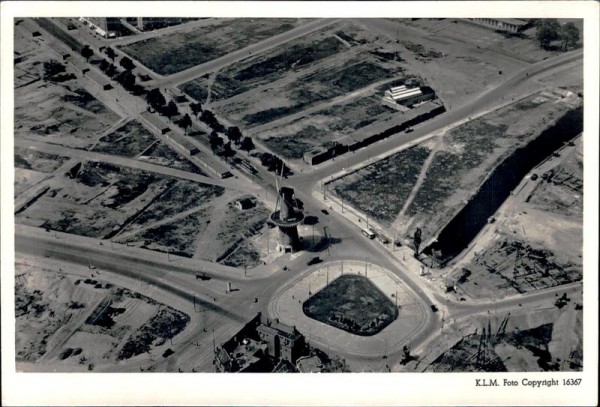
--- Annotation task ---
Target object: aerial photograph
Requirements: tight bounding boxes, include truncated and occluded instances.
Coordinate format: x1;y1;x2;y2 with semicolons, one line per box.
13;16;585;374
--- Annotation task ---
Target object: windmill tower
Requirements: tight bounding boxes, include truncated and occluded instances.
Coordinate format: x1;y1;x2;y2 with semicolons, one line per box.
269;168;304;253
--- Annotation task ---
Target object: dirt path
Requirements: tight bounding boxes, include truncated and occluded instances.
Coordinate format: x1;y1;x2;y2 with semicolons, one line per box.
87;117;132;152
204;71;219;106
393;138;441;228
191;194;236;260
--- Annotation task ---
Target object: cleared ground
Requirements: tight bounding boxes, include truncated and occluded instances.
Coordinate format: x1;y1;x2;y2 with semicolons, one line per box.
119;18;301;75
116;189;271;264
423;299;583;372
330;145;431;225
180;28;348;103
452;138;583;299
91;120;156;158
15;264;190;370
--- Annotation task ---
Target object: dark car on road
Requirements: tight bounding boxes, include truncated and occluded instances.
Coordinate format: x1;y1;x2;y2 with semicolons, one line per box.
307;256;323;266
431;305;438;312
321;209;329;215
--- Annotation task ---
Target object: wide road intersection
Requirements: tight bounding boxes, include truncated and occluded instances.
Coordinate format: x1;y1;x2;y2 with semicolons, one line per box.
14;17;583;372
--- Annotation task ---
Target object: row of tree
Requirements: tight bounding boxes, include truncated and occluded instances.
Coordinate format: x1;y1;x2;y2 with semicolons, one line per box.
535;19;580;51
259;152;290;176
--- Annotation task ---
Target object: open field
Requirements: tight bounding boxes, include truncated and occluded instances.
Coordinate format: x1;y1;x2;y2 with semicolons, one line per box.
196;197;271;263
16;161;170;238
14;147;69;173
119;18;301;75
303;274;398;336
405;19;579;64
401;90;581;244
179;25;355;103
330;146;431;225
91;120;156;158
259;95;396;160
119;180;224;232
15;80;120;150
15;264;190;370
115;191;270;263
233;58;402;128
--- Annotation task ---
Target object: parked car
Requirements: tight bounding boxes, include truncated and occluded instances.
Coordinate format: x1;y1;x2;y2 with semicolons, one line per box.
307;256;322;266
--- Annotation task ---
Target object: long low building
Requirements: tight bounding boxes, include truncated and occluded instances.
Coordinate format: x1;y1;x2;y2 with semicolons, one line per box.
303;99;446;165
467;18;529;33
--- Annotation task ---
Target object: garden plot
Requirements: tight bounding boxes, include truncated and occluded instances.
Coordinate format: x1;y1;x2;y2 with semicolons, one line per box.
138;141;207;175
14;21;120;150
114;187;265;259
91;120;156;158
330;146;431;225
217;51;404;128
15;81;120;150
16;161;171;238
119;18;301;75
15;263;190;370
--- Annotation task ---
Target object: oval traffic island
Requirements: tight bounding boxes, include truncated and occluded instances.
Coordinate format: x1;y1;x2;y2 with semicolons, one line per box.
302;274;398;336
